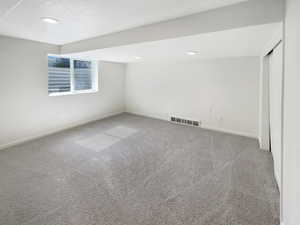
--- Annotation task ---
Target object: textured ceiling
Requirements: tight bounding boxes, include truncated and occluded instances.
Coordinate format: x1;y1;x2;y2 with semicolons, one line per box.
65;23;280;63
0;0;247;44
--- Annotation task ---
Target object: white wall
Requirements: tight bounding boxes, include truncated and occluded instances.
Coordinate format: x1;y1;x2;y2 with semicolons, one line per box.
126;57;259;138
258;23;283;150
283;0;300;225
269;43;283;192
0;36;126;149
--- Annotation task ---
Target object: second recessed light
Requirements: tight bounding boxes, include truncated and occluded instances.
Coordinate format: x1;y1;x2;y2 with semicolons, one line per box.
186;51;198;55
41;17;60;24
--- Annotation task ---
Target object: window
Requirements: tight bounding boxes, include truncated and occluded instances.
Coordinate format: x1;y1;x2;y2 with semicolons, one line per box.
73;60;92;91
48;56;71;94
48;55;98;96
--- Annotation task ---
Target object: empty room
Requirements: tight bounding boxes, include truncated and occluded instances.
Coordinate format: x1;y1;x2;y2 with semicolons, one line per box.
0;0;299;225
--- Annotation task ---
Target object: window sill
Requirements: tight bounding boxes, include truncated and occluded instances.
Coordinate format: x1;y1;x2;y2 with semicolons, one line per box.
49;89;98;97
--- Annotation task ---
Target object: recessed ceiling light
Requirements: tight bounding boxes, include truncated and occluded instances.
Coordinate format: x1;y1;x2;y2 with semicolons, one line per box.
186;51;198;55
41;17;60;24
135;56;142;60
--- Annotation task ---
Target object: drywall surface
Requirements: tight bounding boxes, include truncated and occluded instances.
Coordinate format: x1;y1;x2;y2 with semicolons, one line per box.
61;0;284;54
0;36;126;148
269;43;283;191
258;55;270;150
258;23;283;150
126;57;259;137
283;0;300;224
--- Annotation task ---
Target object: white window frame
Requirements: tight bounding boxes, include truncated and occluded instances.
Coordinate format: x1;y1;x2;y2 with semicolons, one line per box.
48;54;98;97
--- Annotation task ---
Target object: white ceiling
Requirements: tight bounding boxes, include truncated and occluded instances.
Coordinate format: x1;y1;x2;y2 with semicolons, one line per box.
65;23;280;63
0;0;247;45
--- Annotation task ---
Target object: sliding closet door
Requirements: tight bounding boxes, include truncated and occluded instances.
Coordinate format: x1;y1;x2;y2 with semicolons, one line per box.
269;42;283;190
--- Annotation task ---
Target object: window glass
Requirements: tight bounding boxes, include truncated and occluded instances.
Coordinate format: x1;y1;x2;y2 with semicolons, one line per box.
74;60;92;91
48;56;71;94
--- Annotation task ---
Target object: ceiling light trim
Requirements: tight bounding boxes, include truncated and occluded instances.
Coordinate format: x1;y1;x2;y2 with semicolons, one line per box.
41;17;60;24
186;51;198;55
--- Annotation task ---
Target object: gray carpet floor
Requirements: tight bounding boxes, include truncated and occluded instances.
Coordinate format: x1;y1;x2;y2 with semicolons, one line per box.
0;113;279;225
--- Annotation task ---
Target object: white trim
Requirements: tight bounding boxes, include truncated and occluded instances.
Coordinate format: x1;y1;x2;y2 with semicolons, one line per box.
200;125;257;139
126;111;257;139
258;23;284;223
259;22;283;150
0;110;124;151
48;53;93;62
92;60;99;91
258;54;271;150
49;89;98;97
274;166;281;192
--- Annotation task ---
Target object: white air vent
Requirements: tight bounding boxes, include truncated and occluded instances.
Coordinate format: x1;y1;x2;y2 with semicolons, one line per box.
170;116;201;127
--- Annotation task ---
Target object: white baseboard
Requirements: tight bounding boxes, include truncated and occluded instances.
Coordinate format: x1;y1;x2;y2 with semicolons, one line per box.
126;110;258;139
0;110;124;151
201;125;257;139
126;110;167;122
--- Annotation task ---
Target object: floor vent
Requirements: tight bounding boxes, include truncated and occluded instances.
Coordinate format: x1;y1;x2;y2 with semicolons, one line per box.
170;116;201;127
